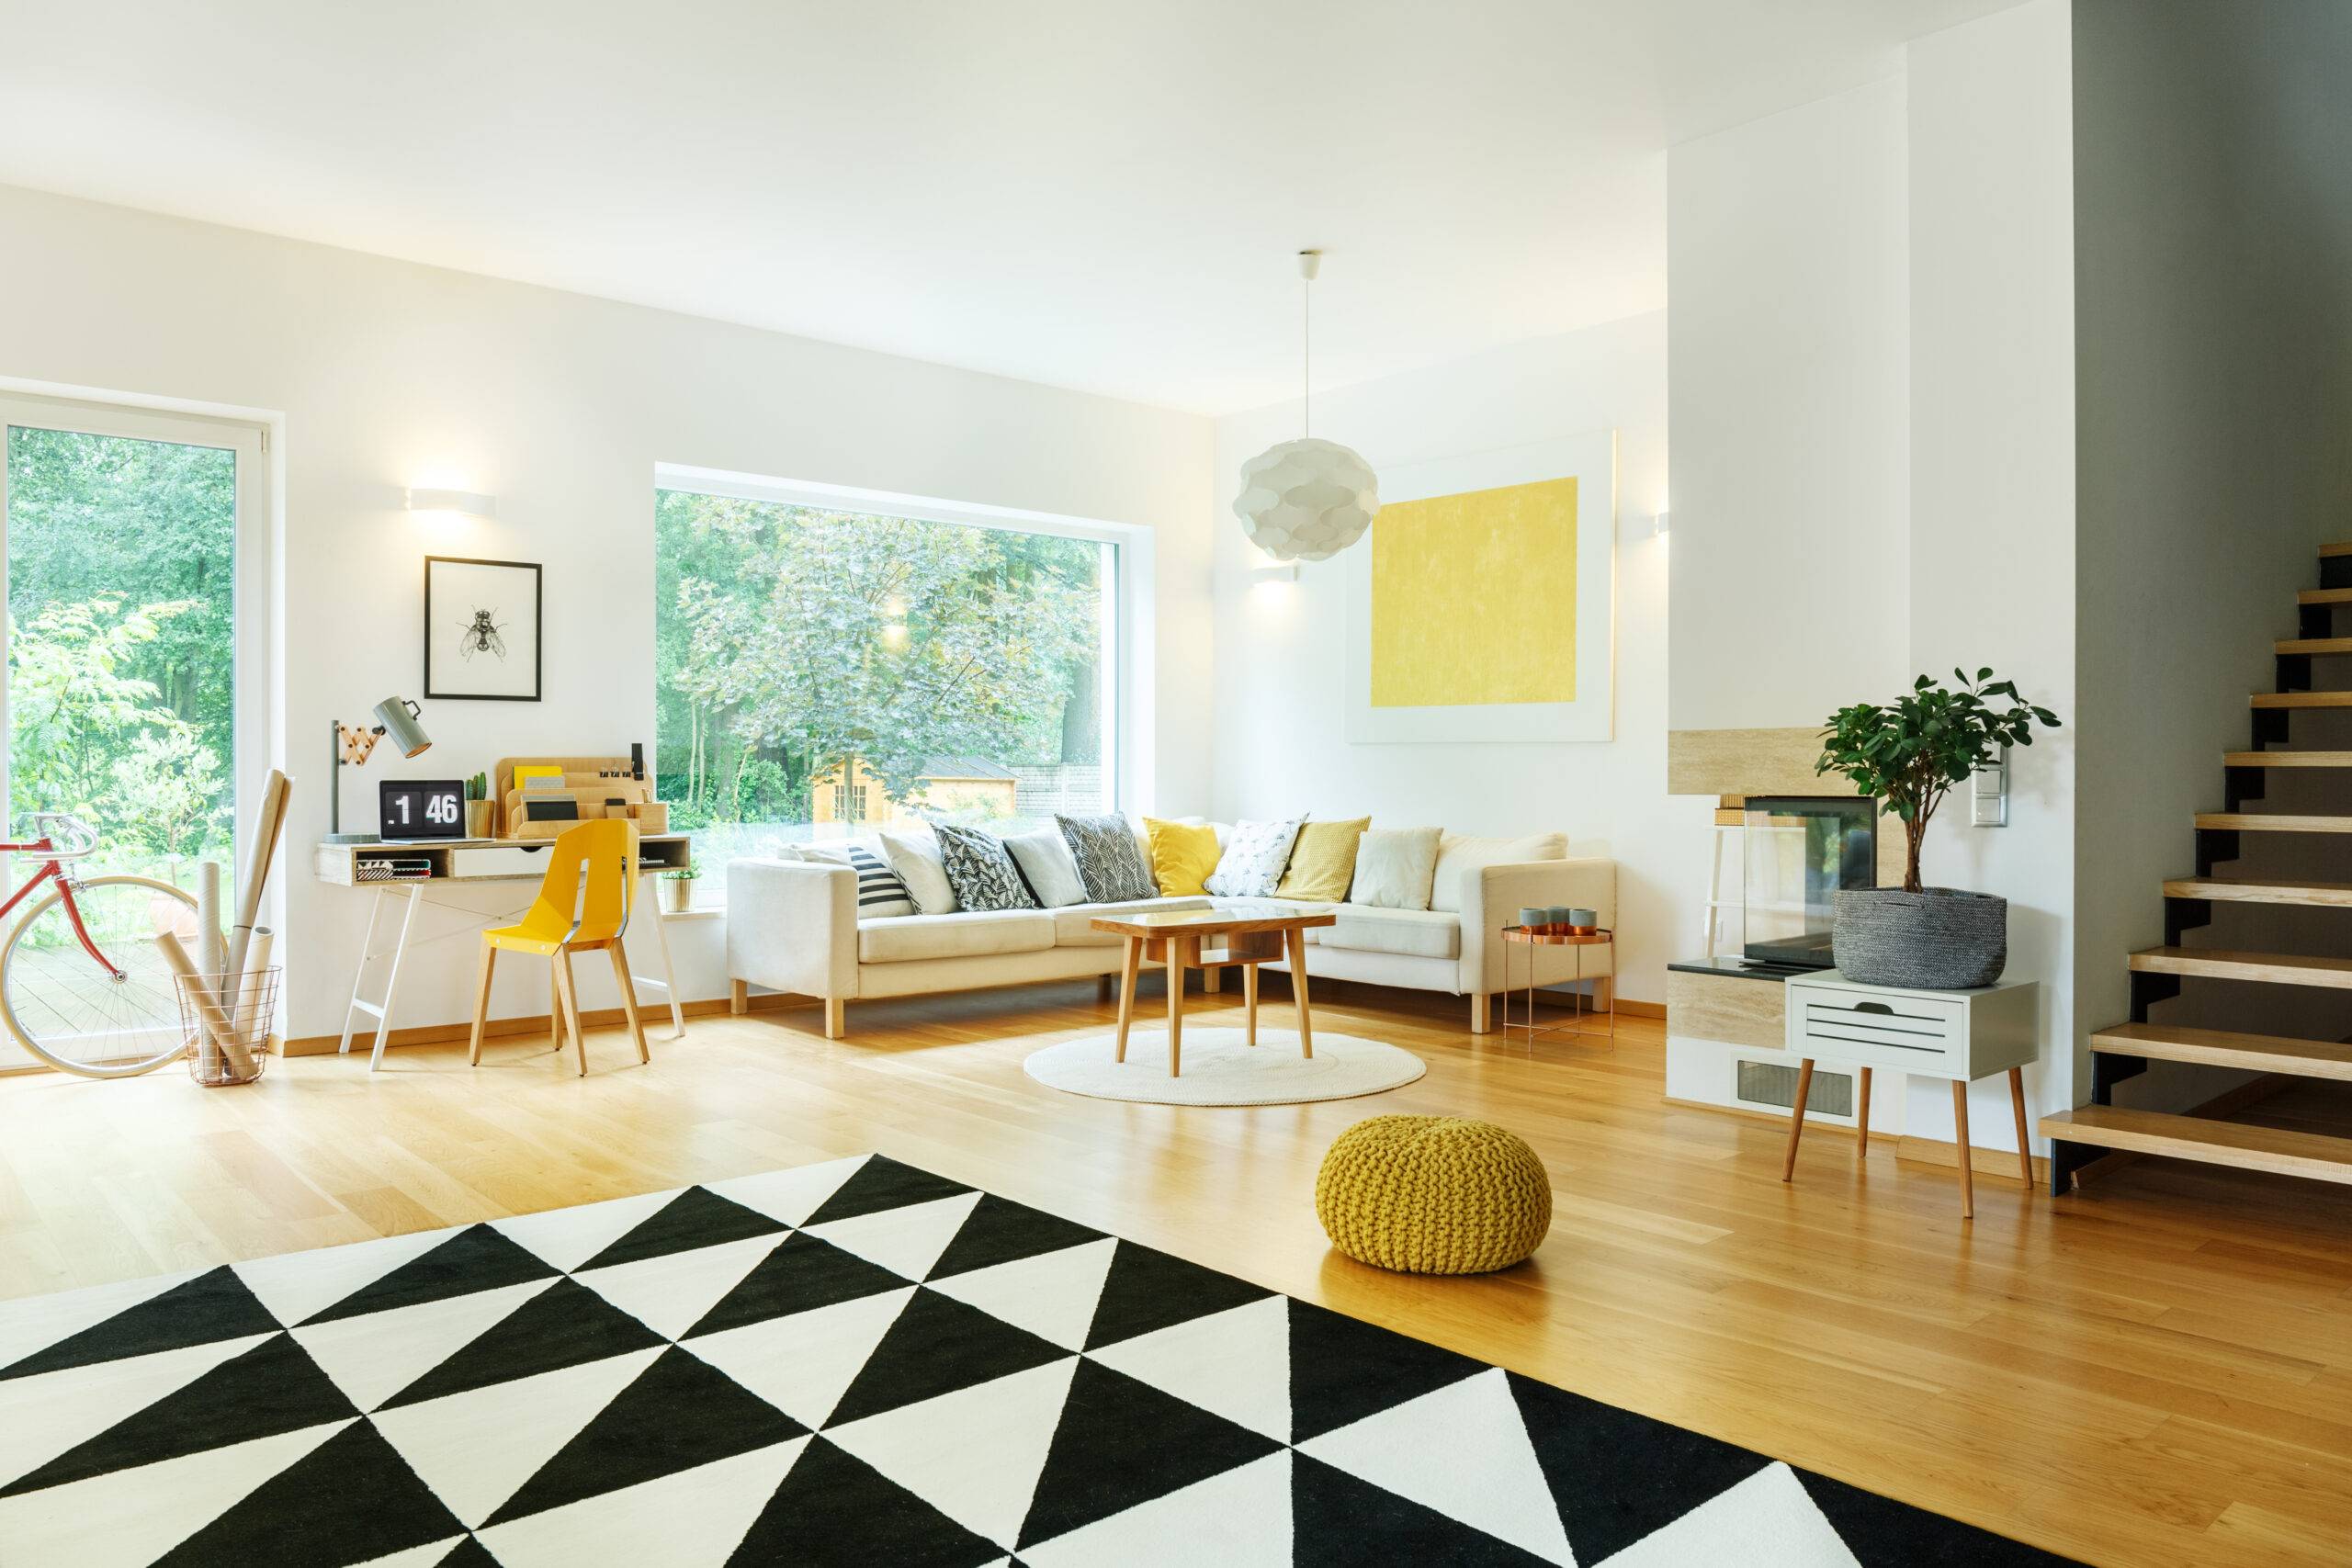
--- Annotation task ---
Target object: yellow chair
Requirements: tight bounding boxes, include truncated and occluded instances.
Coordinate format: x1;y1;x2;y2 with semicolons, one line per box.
468;819;649;1075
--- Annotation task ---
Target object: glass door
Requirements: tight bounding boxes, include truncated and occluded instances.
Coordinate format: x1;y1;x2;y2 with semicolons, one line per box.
0;397;264;1070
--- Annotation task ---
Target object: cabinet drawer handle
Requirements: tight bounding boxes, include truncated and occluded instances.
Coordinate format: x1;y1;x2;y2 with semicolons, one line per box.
1852;1001;1894;1014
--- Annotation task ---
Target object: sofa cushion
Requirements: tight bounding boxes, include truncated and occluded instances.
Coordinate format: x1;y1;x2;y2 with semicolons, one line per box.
1051;896;1216;946
1277;817;1370;902
1143;818;1221;897
1204;817;1304;897
1057;812;1159;902
1002;828;1090;907
1429;832;1567;914
794;840;917;918
878;829;959;915
933;823;1038;912
1351;826;1442;911
858;909;1055;964
1314;903;1462;961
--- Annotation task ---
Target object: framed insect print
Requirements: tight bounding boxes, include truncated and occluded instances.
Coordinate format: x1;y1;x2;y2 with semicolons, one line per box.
424;556;541;702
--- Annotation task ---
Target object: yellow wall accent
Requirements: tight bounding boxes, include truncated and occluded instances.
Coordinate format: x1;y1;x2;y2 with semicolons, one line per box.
1370;476;1577;707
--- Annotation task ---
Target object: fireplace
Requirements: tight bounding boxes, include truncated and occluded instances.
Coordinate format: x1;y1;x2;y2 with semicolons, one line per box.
1742;795;1875;971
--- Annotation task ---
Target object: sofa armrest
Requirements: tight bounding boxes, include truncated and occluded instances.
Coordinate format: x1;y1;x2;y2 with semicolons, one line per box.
726;857;859;1000
1458;858;1618;994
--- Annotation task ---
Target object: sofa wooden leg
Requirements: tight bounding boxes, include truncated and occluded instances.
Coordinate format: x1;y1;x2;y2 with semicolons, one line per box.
1204;964;1223;995
729;978;749;1016
1471;991;1492;1034
824;997;846;1041
1097;974;1115;1003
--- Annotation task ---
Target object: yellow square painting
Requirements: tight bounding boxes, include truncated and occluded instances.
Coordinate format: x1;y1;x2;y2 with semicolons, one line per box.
1369;476;1577;708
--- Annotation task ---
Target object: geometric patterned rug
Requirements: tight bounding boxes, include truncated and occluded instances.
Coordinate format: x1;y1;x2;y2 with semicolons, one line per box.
0;1153;2073;1566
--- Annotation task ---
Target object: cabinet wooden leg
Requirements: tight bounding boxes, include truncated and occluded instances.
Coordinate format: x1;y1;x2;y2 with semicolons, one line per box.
1114;936;1140;1063
1855;1066;1871;1161
1781;1057;1815;1182
1953;1078;1975;1219
2007;1066;2033;1187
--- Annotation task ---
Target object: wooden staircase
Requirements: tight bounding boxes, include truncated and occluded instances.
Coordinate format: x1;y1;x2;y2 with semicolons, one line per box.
2041;543;2352;1191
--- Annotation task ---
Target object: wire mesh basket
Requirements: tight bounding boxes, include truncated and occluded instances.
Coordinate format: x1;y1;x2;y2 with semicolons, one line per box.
177;967;280;1088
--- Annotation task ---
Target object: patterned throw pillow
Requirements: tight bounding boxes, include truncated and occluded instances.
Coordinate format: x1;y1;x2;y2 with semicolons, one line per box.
1204;818;1305;898
1056;813;1159;903
932;823;1039;912
795;841;918;919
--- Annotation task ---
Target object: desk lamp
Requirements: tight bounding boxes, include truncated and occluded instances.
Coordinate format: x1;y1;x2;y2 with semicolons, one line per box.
327;697;432;842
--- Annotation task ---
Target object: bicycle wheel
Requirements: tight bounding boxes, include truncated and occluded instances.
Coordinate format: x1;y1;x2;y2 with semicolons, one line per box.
2;874;200;1077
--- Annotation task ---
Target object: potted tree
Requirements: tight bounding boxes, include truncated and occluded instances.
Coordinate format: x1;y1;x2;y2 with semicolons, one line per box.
1816;669;2060;989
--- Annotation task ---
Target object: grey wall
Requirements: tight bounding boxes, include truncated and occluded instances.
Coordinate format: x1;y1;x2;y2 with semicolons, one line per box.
2072;0;2352;1105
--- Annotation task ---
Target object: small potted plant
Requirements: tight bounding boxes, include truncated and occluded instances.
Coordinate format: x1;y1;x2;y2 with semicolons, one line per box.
1816;669;2060;988
462;773;494;839
661;865;701;915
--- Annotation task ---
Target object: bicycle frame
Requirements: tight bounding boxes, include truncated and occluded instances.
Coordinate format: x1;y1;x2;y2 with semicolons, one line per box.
0;838;123;981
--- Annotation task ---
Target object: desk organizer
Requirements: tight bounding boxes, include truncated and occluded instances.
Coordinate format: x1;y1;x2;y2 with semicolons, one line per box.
492;755;671;840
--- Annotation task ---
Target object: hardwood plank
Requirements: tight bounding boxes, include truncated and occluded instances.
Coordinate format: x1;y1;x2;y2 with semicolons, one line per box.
0;983;2347;1568
2041;1106;2352;1185
2250;691;2352;708
2192;812;2352;833
2163;876;2352;908
2222;750;2352;767
2127;947;2352;988
2093;1021;2352;1082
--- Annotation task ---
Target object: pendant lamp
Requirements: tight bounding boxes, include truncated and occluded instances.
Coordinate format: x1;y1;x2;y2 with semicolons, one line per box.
1233;251;1378;562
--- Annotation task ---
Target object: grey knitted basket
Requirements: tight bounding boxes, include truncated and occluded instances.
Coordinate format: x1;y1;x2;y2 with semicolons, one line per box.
1831;887;2007;989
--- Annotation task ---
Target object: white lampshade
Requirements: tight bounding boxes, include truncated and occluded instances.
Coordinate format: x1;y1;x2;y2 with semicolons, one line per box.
1233;437;1379;563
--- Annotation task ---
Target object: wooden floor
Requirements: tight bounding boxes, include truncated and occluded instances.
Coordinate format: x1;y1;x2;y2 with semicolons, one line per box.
4;977;2350;1568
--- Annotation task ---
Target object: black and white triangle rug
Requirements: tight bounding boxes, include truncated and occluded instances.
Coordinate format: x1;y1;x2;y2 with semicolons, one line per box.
0;1153;2071;1566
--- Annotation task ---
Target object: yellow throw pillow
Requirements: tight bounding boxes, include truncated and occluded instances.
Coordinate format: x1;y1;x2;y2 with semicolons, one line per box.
1143;818;1221;897
1278;817;1371;902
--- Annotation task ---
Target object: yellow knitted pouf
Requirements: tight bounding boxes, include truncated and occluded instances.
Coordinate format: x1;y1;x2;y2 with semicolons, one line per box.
1315;1115;1552;1275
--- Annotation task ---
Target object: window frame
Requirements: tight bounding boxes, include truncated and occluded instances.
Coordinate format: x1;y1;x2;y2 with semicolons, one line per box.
652;463;1142;831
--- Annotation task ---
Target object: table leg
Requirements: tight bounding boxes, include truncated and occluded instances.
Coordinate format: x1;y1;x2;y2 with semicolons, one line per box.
1166;935;1191;1077
1114;936;1140;1063
1781;1057;1815;1182
368;885;422;1072
1952;1079;1975;1220
1856;1066;1872;1163
2007;1066;2033;1188
638;870;688;1041
1243;961;1259;1047
1286;929;1314;1059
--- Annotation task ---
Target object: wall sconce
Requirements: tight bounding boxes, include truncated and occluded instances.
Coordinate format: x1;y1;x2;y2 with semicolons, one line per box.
405;487;499;519
1250;564;1300;587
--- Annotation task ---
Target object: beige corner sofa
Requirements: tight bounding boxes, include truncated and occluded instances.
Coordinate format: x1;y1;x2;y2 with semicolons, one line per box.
724;830;1613;1039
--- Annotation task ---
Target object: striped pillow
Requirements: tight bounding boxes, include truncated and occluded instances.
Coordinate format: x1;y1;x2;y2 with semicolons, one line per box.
797;841;918;919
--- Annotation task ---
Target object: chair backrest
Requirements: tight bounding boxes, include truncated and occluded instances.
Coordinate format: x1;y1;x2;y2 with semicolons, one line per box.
523;819;637;945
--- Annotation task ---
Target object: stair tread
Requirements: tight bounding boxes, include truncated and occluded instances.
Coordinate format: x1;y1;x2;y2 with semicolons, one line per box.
2164;875;2352;906
2298;586;2352;604
2322;542;2352;558
2128;946;2352;987
2090;1021;2352;1080
2251;691;2352;707
2277;637;2352;654
2194;812;2352;832
2222;750;2352;766
2040;1106;2352;1183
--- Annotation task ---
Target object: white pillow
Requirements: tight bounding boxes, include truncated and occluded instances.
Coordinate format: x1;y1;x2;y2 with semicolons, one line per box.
1003;828;1090;908
1351;827;1443;911
1429;832;1568;914
797;840;918;919
877;829;959;915
1204;818;1305;898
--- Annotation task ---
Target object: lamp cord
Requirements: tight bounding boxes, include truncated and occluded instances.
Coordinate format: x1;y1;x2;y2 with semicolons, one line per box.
1301;272;1312;437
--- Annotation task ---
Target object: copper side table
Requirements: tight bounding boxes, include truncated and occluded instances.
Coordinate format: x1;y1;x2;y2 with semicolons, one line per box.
1499;926;1615;1043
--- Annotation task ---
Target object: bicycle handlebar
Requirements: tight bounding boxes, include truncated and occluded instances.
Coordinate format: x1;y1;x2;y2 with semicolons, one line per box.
21;814;98;861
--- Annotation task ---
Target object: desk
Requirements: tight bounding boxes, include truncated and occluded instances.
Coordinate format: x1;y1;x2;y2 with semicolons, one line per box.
316;835;694;1069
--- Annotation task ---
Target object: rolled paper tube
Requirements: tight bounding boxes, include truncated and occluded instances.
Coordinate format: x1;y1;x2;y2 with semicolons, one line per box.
225;770;291;986
154;929;256;1077
197;862;224;977
238;929;275;1035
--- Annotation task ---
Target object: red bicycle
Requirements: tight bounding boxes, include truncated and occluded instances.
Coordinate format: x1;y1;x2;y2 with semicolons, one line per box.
0;814;198;1077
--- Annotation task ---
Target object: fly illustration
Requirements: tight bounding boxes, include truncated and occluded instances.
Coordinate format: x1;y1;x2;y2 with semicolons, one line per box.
458;606;509;661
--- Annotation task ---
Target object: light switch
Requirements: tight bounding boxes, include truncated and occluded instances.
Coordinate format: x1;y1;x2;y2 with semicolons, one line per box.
1971;750;2009;828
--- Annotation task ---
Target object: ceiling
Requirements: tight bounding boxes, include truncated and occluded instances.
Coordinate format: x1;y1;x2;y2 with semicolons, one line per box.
0;1;2021;414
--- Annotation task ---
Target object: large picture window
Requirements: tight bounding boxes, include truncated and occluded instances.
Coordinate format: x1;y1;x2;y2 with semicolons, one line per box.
654;484;1116;870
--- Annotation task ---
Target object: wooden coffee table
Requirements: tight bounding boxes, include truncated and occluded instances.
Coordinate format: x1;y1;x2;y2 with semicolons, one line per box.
1089;903;1338;1077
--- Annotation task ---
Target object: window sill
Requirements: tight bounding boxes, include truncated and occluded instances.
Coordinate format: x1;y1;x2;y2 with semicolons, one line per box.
659;905;726;923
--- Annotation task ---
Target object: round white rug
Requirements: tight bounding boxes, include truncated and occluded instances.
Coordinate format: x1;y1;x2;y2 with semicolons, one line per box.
1023;1027;1425;1106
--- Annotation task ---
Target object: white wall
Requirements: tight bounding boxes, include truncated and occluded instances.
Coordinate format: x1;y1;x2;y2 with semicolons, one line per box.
1906;0;2076;1148
1207;312;1700;1004
1666;74;1911;733
0;182;1215;1040
1665;5;2080;1152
